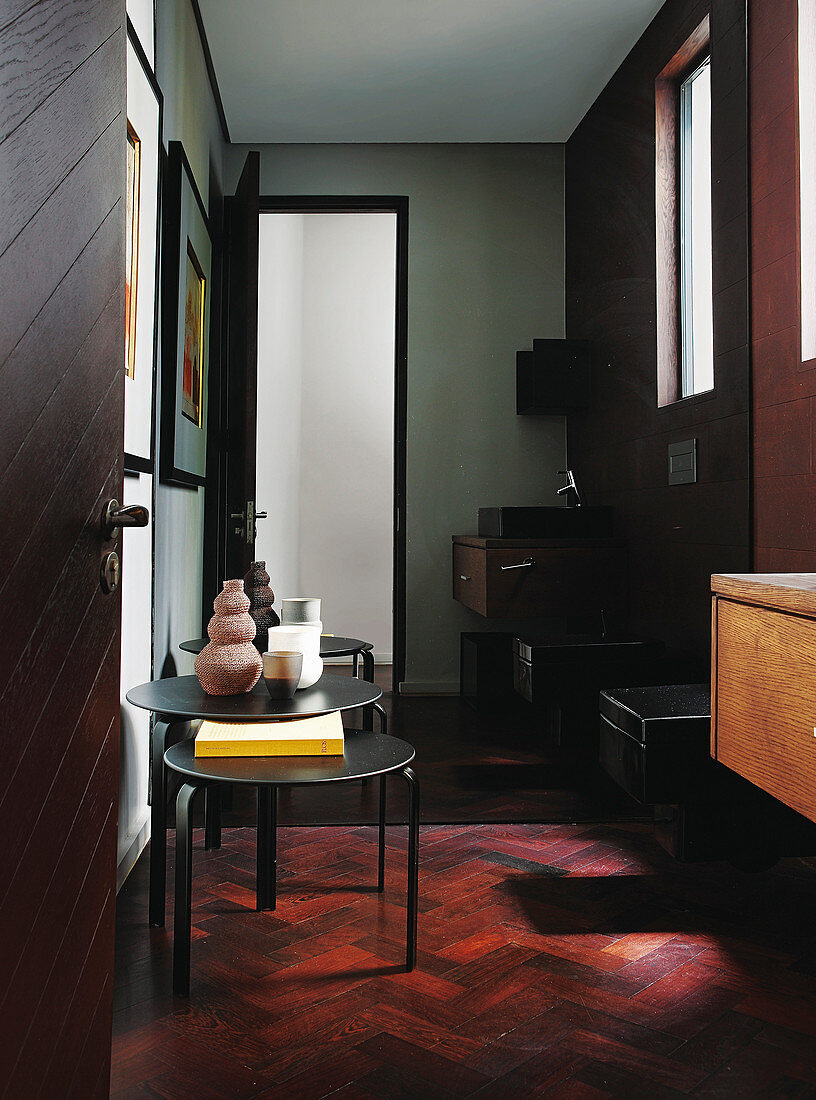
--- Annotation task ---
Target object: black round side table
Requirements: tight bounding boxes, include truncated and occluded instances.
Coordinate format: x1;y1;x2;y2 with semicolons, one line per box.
126;674;385;927
164;735;419;994
180;635;377;726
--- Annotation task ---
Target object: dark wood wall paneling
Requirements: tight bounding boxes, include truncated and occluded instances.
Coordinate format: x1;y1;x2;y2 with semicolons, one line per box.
0;1;125;1095
749;0;816;569
565;0;750;661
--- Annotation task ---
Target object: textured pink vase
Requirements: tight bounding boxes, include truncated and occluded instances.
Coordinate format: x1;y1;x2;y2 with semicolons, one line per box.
194;580;263;695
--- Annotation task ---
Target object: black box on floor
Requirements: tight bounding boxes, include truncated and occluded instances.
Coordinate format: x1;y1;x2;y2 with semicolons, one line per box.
460;632;517;712
512;633;673;756
598;684;713;805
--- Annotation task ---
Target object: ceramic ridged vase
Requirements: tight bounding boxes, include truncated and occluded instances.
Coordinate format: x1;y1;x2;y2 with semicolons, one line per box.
195;579;263;695
244;561;280;652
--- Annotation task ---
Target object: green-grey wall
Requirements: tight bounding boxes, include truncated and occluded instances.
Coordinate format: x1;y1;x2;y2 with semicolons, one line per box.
224;143;567;690
154;0;226;677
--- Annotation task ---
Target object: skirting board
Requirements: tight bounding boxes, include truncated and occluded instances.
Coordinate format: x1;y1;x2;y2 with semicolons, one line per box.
117;811;150;893
399;681;459;695
324;652;392;665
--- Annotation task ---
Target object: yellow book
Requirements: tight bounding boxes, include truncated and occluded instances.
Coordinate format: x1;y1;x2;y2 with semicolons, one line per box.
194;712;344;758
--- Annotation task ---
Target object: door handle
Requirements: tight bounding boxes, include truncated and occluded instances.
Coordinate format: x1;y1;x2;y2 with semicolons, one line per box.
101;499;149;540
256;511;268;520
500;557;535;571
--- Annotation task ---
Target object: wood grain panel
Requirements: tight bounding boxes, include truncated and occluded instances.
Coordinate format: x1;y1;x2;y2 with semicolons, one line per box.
712;572;816;614
0;29;120;251
484;547;627;619
714;598;816;823
566;0;750;661
452;540;627;619
0;119;120;362
0;0;118;139
453;543;487;616
0;293;121;576
0;206;121;471
750;0;816;566
0;1;125;1093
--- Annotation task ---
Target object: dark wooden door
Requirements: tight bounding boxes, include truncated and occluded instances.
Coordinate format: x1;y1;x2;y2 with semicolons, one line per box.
0;2;125;1095
224;150;260;579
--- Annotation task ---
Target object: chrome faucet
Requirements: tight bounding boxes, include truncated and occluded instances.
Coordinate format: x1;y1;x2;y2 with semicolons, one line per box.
557;469;583;508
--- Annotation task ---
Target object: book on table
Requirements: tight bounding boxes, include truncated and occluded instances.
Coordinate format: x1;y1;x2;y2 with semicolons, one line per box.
194;711;345;758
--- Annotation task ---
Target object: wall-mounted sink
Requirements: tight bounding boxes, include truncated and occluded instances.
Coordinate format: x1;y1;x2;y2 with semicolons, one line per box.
477;506;613;539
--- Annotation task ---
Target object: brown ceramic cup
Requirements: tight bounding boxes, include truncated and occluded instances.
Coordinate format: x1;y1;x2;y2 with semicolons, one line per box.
262;651;303;700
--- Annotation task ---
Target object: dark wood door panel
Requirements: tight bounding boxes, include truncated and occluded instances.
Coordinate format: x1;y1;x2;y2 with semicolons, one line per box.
0;0;118;139
0;382;122;698
224;150;260;578
0;28;121;252
0;292;122;575
0;119;121;363
0;635;117;955
0;206;121;469
0;1;125;1092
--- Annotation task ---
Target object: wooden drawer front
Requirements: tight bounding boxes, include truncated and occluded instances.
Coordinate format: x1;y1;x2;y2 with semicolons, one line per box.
715;599;816;824
453;544;486;615
485;547;626;619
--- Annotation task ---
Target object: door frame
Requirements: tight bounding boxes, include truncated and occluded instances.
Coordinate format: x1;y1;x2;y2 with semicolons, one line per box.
257;195;409;687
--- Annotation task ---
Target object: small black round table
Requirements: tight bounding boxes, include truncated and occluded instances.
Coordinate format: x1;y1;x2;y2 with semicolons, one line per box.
180;636;377;727
126;673;385;928
165;735;419;994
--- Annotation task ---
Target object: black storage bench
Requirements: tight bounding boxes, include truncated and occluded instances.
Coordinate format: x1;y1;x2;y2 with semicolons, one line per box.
460;632;517;712
513;633;668;757
599;683;816;865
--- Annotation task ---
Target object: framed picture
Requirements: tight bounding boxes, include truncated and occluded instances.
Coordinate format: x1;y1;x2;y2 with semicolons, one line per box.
161;140;212;487
124;19;162;474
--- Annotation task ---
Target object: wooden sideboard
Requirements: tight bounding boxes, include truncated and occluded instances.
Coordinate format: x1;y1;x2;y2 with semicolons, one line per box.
452;535;627;619
711;573;816;825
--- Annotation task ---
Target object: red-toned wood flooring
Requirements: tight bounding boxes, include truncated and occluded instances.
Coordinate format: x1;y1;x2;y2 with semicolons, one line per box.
112;679;816;1097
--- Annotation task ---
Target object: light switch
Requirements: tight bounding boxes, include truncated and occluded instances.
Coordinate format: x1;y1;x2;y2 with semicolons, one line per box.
668;438;697;485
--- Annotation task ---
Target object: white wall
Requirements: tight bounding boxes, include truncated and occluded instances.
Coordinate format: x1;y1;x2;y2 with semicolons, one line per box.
257;213;396;658
117;471;153;889
300;214;395;655
154;0;225;682
226;144;567;690
256;214;304;602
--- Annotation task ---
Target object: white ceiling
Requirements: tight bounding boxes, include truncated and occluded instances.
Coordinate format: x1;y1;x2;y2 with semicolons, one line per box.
198;0;665;144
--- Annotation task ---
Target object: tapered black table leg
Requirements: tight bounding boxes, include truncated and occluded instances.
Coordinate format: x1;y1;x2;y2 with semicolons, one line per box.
403;766;420;971
257;786;277;911
173;782;200;995
352;652;359;677
373;701;388;735
149;718;188;927
361;648;375;731
204;786;222;850
378;775;387;892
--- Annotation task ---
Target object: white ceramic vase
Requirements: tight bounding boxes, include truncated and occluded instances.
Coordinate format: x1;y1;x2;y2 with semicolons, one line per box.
267;625;323;689
281;597;322;626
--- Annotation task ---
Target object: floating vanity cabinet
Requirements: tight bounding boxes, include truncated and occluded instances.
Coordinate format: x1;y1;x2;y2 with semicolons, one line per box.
452;536;627;619
711;574;816;825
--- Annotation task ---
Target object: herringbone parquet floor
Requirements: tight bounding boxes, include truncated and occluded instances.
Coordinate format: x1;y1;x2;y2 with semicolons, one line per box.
112;817;816;1098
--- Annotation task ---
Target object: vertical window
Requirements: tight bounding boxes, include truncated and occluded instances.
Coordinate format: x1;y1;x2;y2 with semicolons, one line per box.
655;16;711;407
799;0;816;362
680;57;713;396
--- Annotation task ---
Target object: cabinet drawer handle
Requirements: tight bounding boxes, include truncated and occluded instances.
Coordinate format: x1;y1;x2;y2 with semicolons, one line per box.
500;557;535;571
459;574;471;581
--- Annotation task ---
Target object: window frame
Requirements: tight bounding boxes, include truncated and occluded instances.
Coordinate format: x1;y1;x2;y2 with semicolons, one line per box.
655;16;712;408
679;53;713;399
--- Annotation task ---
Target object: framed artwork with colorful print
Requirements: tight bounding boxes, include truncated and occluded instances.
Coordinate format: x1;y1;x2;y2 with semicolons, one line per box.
161;140;212;487
124;18;162;474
